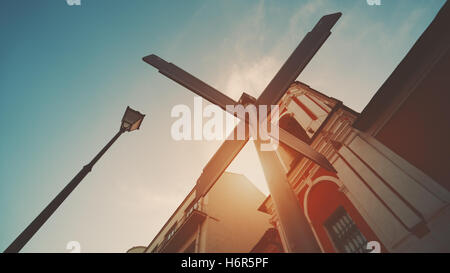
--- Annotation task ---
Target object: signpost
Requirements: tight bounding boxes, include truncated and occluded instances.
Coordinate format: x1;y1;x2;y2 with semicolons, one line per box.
143;13;341;252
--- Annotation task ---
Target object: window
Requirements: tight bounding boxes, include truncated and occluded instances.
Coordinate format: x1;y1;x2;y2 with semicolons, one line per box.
185;199;200;218
165;222;177;242
324;206;369;253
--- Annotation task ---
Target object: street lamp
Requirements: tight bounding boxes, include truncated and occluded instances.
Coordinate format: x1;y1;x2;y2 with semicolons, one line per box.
4;106;145;253
121;106;145;132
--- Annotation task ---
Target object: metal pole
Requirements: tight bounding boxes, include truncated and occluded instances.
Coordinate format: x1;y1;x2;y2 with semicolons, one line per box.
4;128;125;253
254;139;321;253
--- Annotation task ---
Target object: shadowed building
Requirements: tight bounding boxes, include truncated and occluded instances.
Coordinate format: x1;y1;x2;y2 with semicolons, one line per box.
253;1;450;253
128;172;271;253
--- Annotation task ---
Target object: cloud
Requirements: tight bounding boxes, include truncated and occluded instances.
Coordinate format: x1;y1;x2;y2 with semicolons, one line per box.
224;56;279;100
221;0;434;109
218;0;329;101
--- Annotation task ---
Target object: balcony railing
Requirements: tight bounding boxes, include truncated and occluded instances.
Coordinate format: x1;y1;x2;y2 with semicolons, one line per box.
157;208;208;253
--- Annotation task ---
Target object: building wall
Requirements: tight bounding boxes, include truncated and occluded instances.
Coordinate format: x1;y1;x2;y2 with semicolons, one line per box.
342;3;450;252
201;173;271;253
258;80;450;253
333;130;450;252
259;82;374;253
375;49;450;191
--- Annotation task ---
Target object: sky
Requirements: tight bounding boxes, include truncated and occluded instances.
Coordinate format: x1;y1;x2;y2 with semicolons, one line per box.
0;0;446;252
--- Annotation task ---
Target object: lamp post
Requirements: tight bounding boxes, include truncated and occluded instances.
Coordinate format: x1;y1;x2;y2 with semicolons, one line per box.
4;106;145;253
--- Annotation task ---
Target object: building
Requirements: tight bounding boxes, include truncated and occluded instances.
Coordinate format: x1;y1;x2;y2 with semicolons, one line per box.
254;1;450;253
256;81;370;253
128;172;271;253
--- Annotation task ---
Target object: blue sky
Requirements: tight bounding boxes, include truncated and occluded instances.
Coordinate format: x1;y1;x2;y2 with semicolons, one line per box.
0;0;446;252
